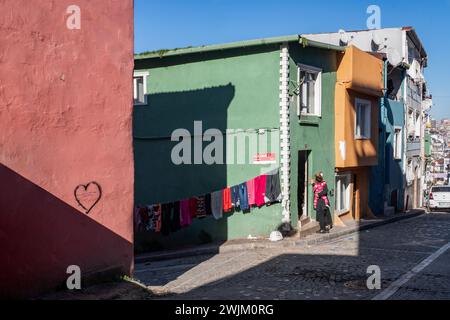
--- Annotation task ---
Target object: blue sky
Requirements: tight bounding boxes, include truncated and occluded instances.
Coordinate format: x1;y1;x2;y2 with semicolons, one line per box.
135;0;450;120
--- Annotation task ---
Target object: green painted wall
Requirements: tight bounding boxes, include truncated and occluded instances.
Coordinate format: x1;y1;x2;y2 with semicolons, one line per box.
287;44;337;226
133;45;285;251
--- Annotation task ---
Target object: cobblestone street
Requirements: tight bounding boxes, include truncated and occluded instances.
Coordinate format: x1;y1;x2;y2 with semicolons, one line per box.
135;212;450;300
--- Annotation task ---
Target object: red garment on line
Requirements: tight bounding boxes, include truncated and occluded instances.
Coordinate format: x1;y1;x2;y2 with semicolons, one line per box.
247;179;256;206
255;175;267;207
222;188;232;212
189;198;197;218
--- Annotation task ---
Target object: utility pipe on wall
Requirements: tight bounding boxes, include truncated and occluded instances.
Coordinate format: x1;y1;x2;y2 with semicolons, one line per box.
279;43;291;226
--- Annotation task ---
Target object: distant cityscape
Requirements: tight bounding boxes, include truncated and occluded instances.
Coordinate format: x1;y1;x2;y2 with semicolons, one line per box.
426;118;450;188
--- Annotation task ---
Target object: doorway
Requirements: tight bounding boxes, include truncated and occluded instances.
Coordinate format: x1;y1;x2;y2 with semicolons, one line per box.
297;150;310;222
391;189;398;212
352;173;358;219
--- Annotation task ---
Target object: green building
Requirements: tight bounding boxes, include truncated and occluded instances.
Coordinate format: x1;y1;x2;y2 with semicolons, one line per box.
133;35;344;251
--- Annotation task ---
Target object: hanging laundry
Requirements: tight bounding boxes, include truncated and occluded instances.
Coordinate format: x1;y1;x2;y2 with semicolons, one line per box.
137;206;149;232
134;207;142;230
161;203;173;236
222;187;233;213
138;206;149;225
238;182;249;211
247;178;256;207
147;204;162;232
205;194;212;216
265;169;282;203
211;190;223;220
255;175;268;207
230;185;240;208
189;197;197;218
180;199;192;227
170;201;181;232
195;195;207;218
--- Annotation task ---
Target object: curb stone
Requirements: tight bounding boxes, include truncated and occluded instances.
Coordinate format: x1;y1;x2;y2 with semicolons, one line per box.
297;209;425;246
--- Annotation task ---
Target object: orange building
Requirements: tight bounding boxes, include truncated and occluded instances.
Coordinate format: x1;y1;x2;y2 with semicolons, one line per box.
334;46;383;221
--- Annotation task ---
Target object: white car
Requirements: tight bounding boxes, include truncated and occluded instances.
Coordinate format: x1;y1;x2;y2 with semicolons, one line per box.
428;186;450;211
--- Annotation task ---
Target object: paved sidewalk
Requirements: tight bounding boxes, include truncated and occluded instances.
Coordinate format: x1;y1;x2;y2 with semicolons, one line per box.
135;211;450;300
41;209;448;300
136;209;426;263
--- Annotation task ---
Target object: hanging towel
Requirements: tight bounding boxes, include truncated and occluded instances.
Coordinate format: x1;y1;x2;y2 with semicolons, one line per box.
238;182;249;211
223;187;233;213
170;201;181;232
255;175;268;207
205;194;212;216
137;206;149;231
180;199;192;227
147;204;162;232
189;198;197;218
230;185;240;208
195;196;207;218
161;203;172;236
247;179;256;206
211;190;223;220
265;169;282;203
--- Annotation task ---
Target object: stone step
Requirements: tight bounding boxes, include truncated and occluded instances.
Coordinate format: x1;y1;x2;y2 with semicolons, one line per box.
299;219;320;238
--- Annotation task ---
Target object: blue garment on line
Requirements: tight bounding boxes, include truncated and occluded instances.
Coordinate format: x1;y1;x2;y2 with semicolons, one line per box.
230;185;240;207
238;182;249;211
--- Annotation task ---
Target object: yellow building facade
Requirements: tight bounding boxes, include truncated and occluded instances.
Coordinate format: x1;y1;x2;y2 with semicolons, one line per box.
334;46;383;221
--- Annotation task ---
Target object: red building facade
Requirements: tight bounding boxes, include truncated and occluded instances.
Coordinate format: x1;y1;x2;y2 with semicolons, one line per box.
0;0;134;298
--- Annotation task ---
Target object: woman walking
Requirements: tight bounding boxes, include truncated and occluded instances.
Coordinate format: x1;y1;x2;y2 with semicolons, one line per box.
311;172;333;233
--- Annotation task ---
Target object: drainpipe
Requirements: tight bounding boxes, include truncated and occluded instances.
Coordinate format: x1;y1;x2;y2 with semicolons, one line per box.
279;43;291;226
381;59;388;210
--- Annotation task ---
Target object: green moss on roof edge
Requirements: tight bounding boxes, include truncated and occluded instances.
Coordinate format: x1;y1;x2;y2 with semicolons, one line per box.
134;35;346;60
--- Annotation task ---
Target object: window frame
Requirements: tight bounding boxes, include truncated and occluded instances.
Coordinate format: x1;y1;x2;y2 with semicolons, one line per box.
133;71;149;106
393;126;403;160
354;98;371;140
335;173;351;214
297;63;322;117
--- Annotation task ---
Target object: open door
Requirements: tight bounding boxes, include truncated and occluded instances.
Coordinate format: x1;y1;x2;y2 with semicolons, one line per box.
298;150;310;222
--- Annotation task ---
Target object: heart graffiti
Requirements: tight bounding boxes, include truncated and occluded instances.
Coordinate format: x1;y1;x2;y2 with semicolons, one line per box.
74;181;102;214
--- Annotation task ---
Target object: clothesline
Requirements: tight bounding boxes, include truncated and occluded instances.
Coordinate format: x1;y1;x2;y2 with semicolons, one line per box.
134;168;282;236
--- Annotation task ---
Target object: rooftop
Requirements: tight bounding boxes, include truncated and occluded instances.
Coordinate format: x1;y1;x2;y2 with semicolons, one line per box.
134;35;346;60
303;26;427;59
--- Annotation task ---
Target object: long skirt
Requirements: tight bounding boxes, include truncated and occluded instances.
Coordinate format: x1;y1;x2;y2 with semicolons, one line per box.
316;205;332;230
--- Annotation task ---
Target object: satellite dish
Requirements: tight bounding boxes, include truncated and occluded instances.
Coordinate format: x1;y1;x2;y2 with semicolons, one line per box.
372;32;382;47
386;47;402;66
338;29;349;45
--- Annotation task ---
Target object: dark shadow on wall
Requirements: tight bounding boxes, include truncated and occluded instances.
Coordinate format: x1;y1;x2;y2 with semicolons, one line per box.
133;84;235;253
0;163;133;299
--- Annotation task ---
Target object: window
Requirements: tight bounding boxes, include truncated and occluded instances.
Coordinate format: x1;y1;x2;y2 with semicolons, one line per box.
133;71;149;105
335;174;351;214
393;127;402;160
355;98;371;139
297;64;322;116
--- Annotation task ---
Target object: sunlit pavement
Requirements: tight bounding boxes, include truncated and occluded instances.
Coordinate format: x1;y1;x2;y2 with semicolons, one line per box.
135;212;450;300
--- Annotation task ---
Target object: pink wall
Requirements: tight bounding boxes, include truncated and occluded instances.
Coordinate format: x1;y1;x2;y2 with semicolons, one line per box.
0;0;134;298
